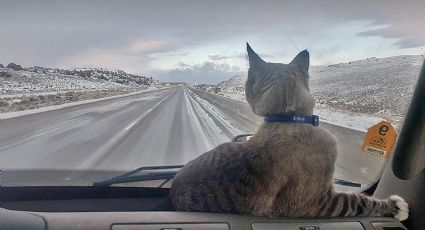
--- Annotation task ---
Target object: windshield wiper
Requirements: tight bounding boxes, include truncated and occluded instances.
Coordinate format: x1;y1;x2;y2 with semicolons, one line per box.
333;178;361;187
93;165;184;187
93;164;361;188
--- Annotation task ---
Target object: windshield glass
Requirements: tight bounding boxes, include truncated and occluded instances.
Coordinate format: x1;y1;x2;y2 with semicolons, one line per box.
0;0;424;192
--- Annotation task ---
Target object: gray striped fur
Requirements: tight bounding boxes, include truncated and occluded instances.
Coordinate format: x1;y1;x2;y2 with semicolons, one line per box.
170;44;408;220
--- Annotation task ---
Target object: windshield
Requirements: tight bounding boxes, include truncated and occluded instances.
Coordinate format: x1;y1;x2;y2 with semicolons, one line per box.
0;0;424;192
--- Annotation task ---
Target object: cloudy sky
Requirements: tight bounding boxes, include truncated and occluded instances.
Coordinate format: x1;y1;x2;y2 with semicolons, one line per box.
1;0;424;84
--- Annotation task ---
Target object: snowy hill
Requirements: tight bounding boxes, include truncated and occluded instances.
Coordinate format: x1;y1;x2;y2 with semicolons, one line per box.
217;75;245;90
194;54;425;118
194;75;247;101
0;65;156;94
215;75;246;95
310;55;424;116
0;64;162;113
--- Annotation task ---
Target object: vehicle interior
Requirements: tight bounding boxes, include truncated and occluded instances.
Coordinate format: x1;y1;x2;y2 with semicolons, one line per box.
0;61;423;229
1;1;425;230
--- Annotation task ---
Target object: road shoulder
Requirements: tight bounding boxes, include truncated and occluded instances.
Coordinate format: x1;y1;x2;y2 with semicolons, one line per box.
0;87;165;120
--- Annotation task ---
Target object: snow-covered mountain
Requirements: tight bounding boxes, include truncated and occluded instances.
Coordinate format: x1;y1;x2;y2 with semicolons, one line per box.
194;75;247;101
310;55;424;116
194;55;425;117
26;66;155;86
0;65;157;94
216;75;246;94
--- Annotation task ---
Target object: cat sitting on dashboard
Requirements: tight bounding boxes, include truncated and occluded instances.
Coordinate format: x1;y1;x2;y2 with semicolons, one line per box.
170;43;408;220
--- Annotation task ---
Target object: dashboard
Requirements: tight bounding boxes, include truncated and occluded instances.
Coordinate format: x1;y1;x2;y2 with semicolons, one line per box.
1;208;406;230
0;187;407;230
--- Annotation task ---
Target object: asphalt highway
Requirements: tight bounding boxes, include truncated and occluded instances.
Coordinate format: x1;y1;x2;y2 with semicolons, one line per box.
0;87;386;188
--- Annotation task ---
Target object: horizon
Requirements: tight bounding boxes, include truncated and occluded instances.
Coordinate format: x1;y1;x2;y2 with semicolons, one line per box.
2;51;423;75
2;51;424;86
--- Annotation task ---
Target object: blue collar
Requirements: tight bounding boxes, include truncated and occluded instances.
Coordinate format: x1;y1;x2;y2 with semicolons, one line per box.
264;114;320;126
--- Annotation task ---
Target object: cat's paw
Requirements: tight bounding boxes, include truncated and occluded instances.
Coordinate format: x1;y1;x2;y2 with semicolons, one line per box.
389;195;409;221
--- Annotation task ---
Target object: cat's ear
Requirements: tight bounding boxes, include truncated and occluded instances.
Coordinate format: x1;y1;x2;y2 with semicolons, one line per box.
247;43;266;68
290;50;309;74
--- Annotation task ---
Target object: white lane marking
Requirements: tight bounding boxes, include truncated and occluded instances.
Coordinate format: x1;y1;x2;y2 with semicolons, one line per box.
0;90;176;151
124;121;137;131
124;108;153;131
96;94;165;114
77;90;176;169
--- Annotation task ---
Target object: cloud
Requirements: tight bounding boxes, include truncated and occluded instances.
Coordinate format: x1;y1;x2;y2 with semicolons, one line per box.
125;40;177;55
57;39;178;73
177;61;190;68
235;52;272;60
59;49;154;74
358;25;425;49
1;0;424;82
208;55;230;60
155;62;243;84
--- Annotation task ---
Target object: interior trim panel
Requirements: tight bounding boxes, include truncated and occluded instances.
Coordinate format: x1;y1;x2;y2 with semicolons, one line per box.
0;208;407;230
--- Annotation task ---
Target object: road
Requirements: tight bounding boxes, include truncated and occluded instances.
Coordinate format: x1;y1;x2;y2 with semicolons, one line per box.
191;89;388;190
0;87;386;188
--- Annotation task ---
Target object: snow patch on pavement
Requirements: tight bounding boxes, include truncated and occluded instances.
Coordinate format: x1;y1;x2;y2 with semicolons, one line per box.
183;89;223;149
187;89;243;137
216;92;247;102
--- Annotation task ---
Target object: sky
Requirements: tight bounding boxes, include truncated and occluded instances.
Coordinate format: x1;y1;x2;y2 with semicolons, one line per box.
1;0;424;84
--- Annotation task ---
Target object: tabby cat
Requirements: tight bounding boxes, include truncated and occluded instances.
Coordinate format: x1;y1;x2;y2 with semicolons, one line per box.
169;43;408;220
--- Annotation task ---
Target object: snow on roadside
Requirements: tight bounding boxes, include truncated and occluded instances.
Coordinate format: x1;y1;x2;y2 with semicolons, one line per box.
314;107;383;132
0;66;156;95
0;68;123;94
0;86;163;120
0;89;102;98
184;89;229;148
186;89;243;137
192;54;423;132
203;91;391;133
215;92;247;102
0;65;164;117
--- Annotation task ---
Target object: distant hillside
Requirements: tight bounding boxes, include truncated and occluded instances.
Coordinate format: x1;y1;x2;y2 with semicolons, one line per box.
28;66;156;86
0;65;157;94
216;75;246;94
195;54;425;117
196;75;245;93
310;55;424;116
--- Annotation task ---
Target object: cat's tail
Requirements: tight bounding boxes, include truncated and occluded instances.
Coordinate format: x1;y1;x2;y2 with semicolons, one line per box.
317;192;409;221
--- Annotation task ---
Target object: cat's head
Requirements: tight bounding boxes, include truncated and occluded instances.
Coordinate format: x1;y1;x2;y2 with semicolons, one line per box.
245;43;314;116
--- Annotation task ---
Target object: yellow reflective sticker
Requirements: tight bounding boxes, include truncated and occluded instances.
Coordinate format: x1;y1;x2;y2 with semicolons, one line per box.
361;121;397;158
